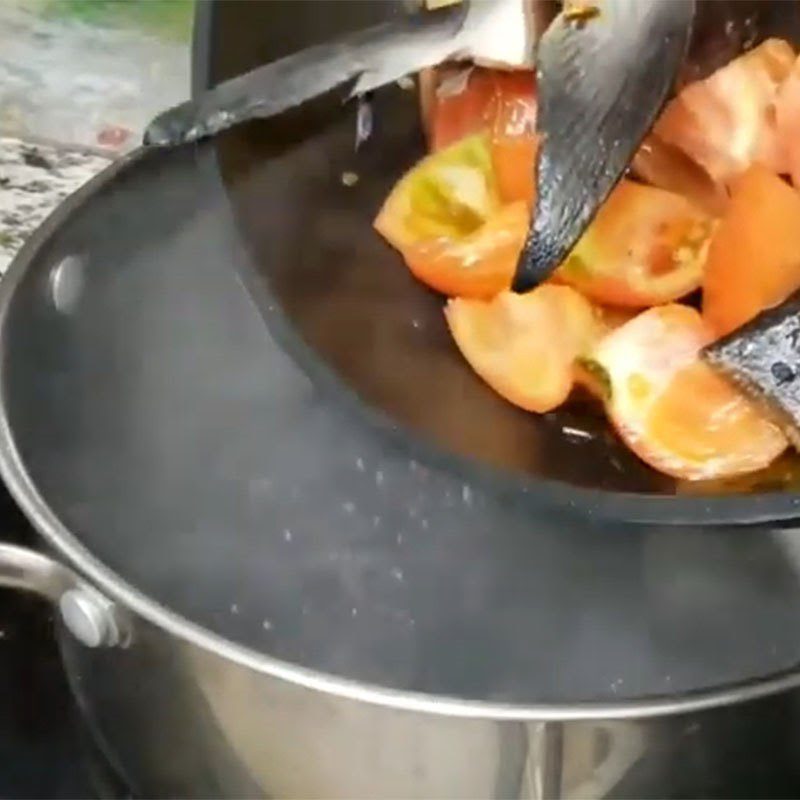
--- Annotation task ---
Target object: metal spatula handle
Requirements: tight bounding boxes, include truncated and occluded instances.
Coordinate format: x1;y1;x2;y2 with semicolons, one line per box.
144;0;541;148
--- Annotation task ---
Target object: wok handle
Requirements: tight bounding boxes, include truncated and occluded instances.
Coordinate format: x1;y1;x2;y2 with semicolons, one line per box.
0;543;123;648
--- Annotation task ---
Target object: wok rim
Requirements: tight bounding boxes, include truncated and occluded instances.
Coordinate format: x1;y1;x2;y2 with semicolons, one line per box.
2;147;800;720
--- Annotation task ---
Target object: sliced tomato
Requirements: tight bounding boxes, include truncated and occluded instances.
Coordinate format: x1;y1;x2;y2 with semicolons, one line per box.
403;202;528;298
428;68;536;148
596;306;637;334
426;67;538;205
554;180;714;308
491;130;538;207
632;134;728;216
375;134;499;248
375;134;529;298
487;72;538;206
445;285;599;413
653;38;795;184
702;164;800;337
429;67;497;152
590;305;786;480
572;307;635;399
775;55;800;188
676;453;800;495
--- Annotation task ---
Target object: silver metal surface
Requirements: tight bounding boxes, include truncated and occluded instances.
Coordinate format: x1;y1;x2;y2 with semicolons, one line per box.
59;587;121;648
1;527;795;797
0;536;793;798
0;543;119;648
56;610;800;798
0;542;74;601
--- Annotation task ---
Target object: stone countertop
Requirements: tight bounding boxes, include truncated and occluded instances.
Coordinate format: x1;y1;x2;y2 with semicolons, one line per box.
0;136;110;273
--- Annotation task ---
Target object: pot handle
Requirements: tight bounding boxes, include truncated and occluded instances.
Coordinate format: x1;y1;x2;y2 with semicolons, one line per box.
0;543;123;648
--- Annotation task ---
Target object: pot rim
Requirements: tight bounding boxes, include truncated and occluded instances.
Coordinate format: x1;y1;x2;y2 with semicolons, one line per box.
3;148;800;722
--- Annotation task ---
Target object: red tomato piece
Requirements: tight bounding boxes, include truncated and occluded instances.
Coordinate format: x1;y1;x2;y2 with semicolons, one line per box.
702;165;800;337
590;305;787;480
374;134;527;298
632;134;729;216
426;67;538;205
554;180;714;308
446;285;600;413
653;39;795;184
402;202;529;298
429;67;497;152
491;132;538;207
487;72;538;206
775;55;800;188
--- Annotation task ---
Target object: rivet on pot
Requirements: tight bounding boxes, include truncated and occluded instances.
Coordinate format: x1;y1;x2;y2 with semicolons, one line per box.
59;586;120;648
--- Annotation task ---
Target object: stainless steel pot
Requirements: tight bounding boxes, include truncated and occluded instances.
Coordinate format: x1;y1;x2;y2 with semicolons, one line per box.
2;538;800;798
2;539;800;798
2;1;800;797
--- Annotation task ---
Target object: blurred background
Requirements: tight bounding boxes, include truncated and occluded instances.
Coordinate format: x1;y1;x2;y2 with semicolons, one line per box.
0;0;194;274
0;0;193;150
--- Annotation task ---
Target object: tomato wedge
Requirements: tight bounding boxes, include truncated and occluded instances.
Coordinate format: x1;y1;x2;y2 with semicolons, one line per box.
487;72;538;206
429;67;497;152
653;39;795;184
632;135;728;216
554;180;714;308
446;285;599;413
775;55;800;189
703;164;800;337
402;202;528;298
426;67;538;205
590;305;787;480
375;135;529;298
491;131;538;208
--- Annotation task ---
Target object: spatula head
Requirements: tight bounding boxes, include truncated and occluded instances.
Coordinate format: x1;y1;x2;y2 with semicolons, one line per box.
703;293;800;449
513;0;695;292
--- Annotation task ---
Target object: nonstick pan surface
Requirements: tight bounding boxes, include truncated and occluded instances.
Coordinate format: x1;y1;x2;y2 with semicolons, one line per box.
3;9;800;706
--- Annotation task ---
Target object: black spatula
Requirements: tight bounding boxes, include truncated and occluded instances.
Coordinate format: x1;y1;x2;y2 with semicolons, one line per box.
513;0;696;292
